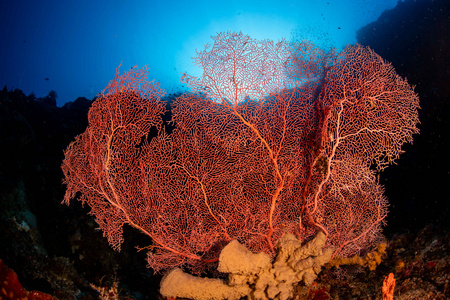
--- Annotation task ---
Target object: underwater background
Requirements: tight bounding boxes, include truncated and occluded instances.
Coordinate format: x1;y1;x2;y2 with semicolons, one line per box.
1;0;399;106
0;0;449;299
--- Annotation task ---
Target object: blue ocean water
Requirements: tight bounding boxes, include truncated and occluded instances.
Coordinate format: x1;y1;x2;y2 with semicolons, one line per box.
0;0;397;106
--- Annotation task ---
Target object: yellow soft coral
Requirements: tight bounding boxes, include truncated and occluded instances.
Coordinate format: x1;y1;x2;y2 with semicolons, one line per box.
327;242;386;271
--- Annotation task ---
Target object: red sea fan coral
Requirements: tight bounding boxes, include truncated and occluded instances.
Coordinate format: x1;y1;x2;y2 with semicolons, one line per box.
62;32;419;273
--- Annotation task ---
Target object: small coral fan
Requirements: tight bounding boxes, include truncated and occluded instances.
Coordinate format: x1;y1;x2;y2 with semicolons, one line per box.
382;273;395;300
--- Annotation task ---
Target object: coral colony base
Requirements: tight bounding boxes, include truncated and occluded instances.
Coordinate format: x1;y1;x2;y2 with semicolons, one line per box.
61;32;419;299
160;232;332;300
